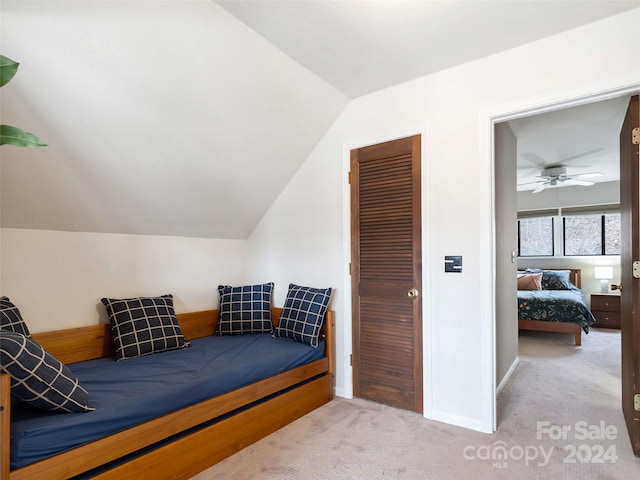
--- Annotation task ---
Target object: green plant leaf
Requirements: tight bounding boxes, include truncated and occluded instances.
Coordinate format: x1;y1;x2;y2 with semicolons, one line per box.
0;124;47;147
0;55;19;88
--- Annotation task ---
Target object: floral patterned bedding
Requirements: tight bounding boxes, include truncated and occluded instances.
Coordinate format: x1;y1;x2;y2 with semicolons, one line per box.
517;286;597;333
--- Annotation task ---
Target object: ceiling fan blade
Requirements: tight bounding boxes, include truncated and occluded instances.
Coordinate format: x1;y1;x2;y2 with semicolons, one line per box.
564;179;595;187
519;152;548;167
532;184;547;194
568;172;604;178
517;180;544;187
558;148;604;164
516;166;540;177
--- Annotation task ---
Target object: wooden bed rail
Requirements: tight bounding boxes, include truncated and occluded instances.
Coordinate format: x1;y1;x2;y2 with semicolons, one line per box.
1;308;335;480
1;375;9;480
28;307;332;365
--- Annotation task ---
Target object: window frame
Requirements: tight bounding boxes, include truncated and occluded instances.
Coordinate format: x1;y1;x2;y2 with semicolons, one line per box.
562;212;621;257
516;204;621;259
517;216;555;257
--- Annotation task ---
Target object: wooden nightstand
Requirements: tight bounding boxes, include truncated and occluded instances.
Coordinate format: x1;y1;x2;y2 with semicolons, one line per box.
590;293;621;329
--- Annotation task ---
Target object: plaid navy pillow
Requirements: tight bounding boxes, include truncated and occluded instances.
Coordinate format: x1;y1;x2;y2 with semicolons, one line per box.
0;330;94;412
101;294;189;360
217;283;273;335
274;284;332;347
1;296;31;337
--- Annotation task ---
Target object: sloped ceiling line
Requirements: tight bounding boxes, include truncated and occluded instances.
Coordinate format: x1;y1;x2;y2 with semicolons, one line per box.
1;1;636;238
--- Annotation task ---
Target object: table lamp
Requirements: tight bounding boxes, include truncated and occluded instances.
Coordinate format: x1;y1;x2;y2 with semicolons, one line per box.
594;266;613;293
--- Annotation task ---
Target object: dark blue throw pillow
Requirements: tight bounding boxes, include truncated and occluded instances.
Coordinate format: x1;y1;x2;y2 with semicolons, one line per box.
0;330;94;412
101;294;189;360
542;270;572;290
217;283;274;335
1;296;31;337
274;284;332;348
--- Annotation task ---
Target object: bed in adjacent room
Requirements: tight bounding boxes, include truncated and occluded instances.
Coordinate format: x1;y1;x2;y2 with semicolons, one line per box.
517;269;596;346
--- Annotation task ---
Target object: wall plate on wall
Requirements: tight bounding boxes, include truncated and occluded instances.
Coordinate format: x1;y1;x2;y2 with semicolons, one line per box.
445;256;462;273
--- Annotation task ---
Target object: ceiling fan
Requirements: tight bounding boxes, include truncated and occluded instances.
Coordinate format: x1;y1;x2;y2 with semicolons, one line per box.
517;166;604;194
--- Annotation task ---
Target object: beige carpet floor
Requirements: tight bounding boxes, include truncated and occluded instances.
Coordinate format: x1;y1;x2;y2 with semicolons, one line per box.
191;328;640;479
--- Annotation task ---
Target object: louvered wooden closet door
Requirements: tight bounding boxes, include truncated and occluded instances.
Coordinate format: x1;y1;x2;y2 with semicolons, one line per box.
351;135;423;413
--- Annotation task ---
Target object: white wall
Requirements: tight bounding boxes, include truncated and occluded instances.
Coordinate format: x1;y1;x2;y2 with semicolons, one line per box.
246;9;640;432
0;228;246;332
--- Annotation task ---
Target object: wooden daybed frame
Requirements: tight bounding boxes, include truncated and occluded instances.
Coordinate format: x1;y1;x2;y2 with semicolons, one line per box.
518;269;583;346
0;307;335;480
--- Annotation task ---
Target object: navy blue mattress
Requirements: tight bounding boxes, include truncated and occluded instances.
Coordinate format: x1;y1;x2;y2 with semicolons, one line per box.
10;333;325;469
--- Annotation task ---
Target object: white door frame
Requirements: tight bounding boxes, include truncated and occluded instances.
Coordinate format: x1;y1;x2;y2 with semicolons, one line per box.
481;72;640;432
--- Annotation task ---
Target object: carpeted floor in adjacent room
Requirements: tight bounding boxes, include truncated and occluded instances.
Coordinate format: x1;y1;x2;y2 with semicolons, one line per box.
191;328;640;479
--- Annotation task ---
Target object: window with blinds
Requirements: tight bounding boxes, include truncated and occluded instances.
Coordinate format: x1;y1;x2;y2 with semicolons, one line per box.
563;212;621;256
517;204;621;257
518;216;554;257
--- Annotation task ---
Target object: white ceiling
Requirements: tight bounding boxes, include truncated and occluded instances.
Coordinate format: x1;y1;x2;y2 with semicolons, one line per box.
1;1;348;239
509;95;631;192
1;1;637;238
216;0;639;98
218;1;637;196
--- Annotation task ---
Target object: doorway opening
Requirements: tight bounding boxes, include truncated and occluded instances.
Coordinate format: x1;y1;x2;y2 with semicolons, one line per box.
492;89;639;452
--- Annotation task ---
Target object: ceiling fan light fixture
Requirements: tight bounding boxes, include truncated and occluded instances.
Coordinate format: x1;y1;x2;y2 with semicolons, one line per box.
517;165;604;193
540;166;567;178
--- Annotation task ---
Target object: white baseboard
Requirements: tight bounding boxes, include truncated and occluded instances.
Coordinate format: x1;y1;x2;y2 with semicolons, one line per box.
338;393;488;433
431;410;485;433
496;356;520;394
335;387;351;399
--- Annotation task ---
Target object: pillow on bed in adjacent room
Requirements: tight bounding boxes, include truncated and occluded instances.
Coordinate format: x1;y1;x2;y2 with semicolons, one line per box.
0;330;94;412
100;294;190;360
217;283;274;335
274;284;332;348
0;296;31;337
526;269;573;290
517;272;542;290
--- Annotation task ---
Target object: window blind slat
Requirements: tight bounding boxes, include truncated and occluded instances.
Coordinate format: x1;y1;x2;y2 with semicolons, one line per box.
560;204;620;216
517;208;558;219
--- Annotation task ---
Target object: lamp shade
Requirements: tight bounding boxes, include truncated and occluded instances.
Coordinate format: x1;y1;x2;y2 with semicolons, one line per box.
594;267;613;280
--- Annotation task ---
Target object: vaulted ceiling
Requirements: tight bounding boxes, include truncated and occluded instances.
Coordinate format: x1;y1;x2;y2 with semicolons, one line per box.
217;0;639;98
2;1;637;238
